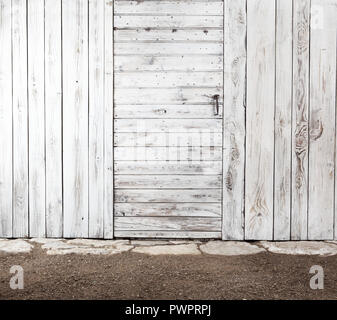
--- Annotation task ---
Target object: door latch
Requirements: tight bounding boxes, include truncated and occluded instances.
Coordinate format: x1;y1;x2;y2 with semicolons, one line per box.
213;94;220;116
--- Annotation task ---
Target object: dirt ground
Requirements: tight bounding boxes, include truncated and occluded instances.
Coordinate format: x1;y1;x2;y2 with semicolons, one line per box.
0;244;336;300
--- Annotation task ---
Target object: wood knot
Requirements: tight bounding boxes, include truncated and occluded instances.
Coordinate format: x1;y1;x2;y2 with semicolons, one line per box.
310;120;323;141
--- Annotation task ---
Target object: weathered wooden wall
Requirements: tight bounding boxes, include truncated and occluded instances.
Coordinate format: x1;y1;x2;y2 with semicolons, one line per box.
0;0;113;238
241;0;337;240
0;0;336;240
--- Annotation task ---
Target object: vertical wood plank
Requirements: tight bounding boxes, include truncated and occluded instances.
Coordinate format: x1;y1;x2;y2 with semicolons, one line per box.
291;0;310;240
45;0;63;237
104;0;114;239
89;0;104;238
0;0;13;238
63;0;89;238
12;0;28;237
28;0;46;237
245;0;275;240
222;0;246;240
274;0;292;240
308;0;336;240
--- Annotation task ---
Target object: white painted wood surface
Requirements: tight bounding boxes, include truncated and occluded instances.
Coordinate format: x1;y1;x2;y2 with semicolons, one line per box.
114;147;222;161
222;0;246;240
115;43;223;55
274;0;292;240
308;0;336;240
115;72;223;88
104;0;114;239
115;175;222;189
115;189;222;203
115;217;221;231
89;0;105;238
114;132;223;147
115;55;223;72
115;29;223;42
245;0;275;240
115;203;221;217
115;119;222;133
12;0;29;237
114;0;224;237
0;0;13;238
28;0;46;237
291;0;310;240
0;0;337;240
114;161;222;175
62;0;89;238
114;1;224;15
45;0;63;238
114;15;224;29
114;231;222;239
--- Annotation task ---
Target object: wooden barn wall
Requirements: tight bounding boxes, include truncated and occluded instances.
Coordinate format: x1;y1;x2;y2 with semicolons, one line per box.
0;0;114;239
0;0;336;240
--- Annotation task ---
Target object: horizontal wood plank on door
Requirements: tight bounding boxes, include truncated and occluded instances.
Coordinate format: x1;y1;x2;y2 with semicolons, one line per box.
115;88;222;104
308;0;337;240
114;15;224;29
114;230;222;239
115;189;222;203
114;119;222;132
115;175;221;189
45;0;63;238
114;161;222;175
114;105;222;119
114;43;223;55
115;72;223;88
12;0;29;238
115;217;221;231
0;0;13;237
114;132;223;147
114;29;223;42
114;147;222;161
114;203;221;217
115;55;223;72
114;1;224;16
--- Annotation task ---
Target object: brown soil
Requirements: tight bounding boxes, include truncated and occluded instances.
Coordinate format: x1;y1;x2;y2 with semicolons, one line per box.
0;244;336;300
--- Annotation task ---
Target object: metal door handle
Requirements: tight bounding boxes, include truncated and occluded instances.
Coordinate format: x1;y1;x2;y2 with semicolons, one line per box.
213;94;220;116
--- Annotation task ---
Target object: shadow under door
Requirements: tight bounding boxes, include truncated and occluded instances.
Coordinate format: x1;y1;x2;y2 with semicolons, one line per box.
113;0;224;238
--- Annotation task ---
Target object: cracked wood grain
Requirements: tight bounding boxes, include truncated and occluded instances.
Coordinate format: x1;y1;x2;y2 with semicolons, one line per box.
222;0;246;240
291;0;310;240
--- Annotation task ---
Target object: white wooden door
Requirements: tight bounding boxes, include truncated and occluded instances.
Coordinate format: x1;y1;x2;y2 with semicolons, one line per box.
113;0;224;238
